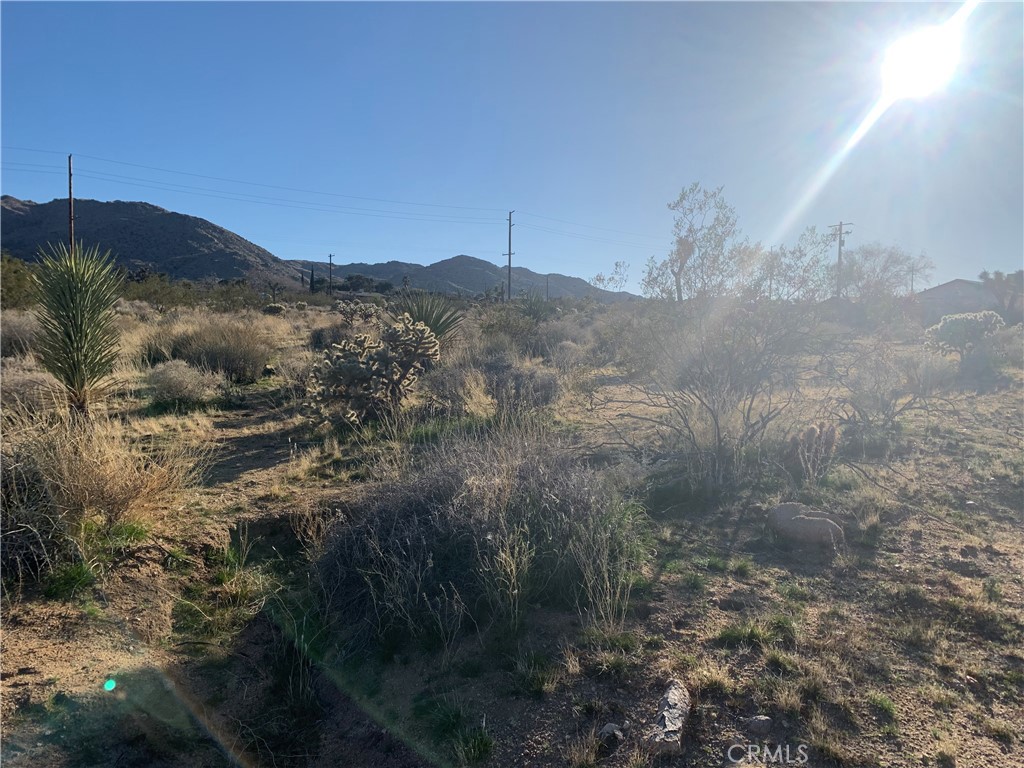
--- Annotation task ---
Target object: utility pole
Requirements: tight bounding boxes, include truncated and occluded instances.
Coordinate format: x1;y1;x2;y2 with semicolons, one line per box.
68;154;75;252
828;222;853;298
328;253;333;296
504;210;515;303
546;275;549;302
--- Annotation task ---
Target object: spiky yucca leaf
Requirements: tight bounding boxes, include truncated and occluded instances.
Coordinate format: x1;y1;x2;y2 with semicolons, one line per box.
32;242;123;414
392;291;464;345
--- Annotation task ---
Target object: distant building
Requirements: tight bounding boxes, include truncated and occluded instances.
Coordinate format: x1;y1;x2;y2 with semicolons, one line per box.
914;279;999;325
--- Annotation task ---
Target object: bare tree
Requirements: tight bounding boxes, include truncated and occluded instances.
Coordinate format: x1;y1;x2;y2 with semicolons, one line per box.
590;261;630;293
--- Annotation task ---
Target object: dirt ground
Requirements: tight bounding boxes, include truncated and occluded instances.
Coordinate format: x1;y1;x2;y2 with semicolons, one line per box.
2;368;1022;768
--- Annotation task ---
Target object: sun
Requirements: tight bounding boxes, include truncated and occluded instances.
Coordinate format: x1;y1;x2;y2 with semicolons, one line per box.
881;19;964;101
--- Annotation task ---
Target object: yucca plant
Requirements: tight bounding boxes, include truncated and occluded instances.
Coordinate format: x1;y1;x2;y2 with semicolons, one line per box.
32;242;123;414
392;290;464;346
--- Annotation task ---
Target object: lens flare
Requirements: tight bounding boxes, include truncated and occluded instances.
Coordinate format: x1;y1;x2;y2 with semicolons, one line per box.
769;0;979;246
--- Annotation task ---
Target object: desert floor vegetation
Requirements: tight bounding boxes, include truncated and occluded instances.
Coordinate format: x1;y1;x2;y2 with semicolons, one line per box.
2;292;1021;768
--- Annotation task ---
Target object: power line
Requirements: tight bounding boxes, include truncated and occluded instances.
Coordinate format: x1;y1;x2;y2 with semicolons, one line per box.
3;164;504;225
518;210;664;242
518;222;659;250
2;145;505;213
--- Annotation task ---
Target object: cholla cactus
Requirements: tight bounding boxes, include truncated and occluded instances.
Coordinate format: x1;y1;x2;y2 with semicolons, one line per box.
308;313;440;427
262;303;286;315
334;300;385;326
787;422;840;486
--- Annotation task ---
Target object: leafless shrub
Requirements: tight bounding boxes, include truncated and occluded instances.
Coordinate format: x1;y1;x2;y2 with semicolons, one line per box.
605;301;819;490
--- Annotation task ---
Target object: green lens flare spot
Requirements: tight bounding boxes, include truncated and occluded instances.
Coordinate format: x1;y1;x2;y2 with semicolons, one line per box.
104;679;116;692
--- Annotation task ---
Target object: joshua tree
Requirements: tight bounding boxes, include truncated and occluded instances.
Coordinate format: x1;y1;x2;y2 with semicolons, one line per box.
32;242;123;414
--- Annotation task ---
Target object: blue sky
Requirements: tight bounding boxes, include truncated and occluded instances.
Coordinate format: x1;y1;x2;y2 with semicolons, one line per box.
2;2;1021;292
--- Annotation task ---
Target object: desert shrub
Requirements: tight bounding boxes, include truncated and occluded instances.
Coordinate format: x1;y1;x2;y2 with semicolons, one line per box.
262;303;286;315
988;324;1023;371
482;356;561;416
294;301;308;311
827;341;941;456
307;313;440;428
142;314;273;384
317;426;650;645
146;361;223;406
1;406;205;588
416;365;492;420
308;321;353;351
112;298;160;323
1;310;39;357
0;357;63;411
478;304;541;357
1;253;36;308
552;340;586;375
32;242;123;414
275;348;316;403
614;301;816;490
392;292;465;347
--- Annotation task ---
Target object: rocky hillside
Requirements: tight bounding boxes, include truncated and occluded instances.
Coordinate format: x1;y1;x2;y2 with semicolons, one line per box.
1;195;634;301
0;196;303;285
287;254;634;301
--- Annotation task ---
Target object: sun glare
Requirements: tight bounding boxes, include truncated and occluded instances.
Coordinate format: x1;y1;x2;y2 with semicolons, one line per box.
769;0;979;245
881;23;962;101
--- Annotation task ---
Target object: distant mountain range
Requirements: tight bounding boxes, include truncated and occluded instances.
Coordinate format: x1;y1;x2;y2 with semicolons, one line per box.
0;196;634;302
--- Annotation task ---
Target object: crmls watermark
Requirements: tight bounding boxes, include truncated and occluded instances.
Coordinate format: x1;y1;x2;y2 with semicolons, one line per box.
727;743;810;765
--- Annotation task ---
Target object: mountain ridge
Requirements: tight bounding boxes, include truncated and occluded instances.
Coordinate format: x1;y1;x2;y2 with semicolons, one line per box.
0;196;634;301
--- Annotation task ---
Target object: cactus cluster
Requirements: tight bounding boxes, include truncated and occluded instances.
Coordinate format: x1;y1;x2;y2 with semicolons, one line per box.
334;300;386;326
308;313;440;427
786;422;839;486
261;303;286;315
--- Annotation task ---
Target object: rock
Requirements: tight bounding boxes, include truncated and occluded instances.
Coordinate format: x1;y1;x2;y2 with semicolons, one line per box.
767;502;845;551
646;679;691;754
744;715;773;736
598;722;624;755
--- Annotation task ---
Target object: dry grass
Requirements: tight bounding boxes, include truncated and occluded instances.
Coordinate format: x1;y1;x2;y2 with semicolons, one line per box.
1;404;208;586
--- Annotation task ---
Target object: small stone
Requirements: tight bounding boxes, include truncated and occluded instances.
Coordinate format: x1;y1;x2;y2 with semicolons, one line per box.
745;715;773;736
598;722;624;754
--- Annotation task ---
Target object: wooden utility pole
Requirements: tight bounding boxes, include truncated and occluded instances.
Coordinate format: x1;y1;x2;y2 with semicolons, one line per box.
68;154;75;251
504;210;515;303
328;253;334;295
829;222;853;298
546;275;549;301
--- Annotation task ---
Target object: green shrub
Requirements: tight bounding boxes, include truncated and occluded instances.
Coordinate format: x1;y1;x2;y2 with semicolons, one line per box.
1;253;37;308
308;321;353;351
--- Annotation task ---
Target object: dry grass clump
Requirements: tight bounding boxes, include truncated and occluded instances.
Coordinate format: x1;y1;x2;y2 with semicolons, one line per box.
1;405;206;587
145;360;224;407
0;356;63;412
317;423;649;650
141;310;273;383
1;310;39;358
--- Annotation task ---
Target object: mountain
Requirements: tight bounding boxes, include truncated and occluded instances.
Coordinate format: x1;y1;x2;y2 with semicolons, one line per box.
1;196;634;301
0;196;304;285
287;254;634;301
